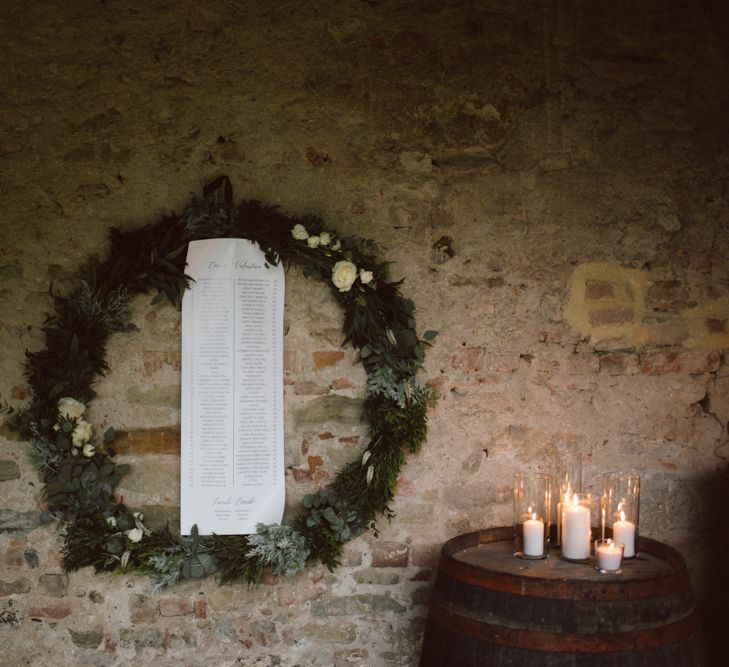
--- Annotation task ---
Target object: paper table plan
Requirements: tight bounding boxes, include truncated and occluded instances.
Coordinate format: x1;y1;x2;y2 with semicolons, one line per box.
180;238;285;535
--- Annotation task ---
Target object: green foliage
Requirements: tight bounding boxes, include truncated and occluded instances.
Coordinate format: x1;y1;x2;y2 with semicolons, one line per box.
44;455;129;523
247;523;310;577
62;513;115;572
10;176;437;587
178;524;218;579
296;487;370;570
207;534;265;585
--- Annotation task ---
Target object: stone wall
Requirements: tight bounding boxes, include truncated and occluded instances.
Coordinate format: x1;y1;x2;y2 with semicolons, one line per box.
1;0;728;665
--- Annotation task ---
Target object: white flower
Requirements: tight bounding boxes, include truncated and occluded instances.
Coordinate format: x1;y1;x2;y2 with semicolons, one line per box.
331;240;341;251
71;419;93;447
126;527;143;543
307;235;320;248
82;443;96;458
359;269;374;285
319;232;331;246
332;260;358;292
58;397;86;420
291;224;309;240
106;516;117;528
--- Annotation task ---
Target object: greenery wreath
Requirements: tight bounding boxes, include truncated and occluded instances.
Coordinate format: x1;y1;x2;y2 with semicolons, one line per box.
3;176;437;588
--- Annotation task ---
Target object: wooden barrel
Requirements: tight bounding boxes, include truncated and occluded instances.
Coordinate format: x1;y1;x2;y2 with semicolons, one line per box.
420;527;705;666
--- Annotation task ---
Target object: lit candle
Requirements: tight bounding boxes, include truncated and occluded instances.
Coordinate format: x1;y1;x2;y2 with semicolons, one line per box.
561;494;590;560
523;512;544;557
612;511;635;558
596;540;623;571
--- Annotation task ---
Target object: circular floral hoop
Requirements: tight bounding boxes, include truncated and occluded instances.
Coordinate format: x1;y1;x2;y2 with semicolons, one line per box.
4;177;436;587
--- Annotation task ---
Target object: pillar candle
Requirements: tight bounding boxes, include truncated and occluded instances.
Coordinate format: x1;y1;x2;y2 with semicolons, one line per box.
612;511;635;558
561;495;590;560
523;513;544;557
596;541;623;571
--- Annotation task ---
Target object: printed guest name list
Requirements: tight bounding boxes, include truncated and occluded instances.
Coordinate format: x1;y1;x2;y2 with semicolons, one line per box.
181;238;285;535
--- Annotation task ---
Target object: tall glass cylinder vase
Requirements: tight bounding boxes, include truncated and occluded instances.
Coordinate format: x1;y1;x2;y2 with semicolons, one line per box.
602;473;640;558
555;455;582;546
513;473;552;559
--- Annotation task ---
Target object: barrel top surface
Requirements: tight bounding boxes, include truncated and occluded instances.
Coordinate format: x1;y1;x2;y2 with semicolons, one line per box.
438;527;689;598
456;539;672;582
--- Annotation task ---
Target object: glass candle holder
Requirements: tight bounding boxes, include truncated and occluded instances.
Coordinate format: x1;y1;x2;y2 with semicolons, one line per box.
602;473;640;558
594;538;624;574
513;473;552;559
555;456;582;546
560;492;598;562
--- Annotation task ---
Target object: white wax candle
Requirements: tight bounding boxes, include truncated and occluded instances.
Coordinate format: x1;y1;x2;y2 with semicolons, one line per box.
561;495;590;560
596;541;623;571
523;513;544;557
612;511;635;558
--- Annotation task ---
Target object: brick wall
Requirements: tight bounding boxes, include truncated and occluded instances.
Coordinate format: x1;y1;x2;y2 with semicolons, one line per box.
1;1;728;665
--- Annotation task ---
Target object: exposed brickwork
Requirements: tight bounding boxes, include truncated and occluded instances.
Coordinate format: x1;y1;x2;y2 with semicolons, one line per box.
138;350;181;376
129;594;158;623
588;307;635;326
28;603;72;620
705;317;727;333
599;352;639;375
113;427;180;455
2;546;24;568
312;350;345;369
371;542;410;568
330;378;354;389
0;578;31;596
451;347;485;372
0;460;20;481
38;573;68;597
158;596;193;617
194;599;207;619
10;385;30;400
585;280;617;300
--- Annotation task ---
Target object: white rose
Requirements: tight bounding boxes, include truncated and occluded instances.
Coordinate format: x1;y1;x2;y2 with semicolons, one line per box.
106;516;117;528
71;419;93;447
291;224;309;240
319;232;331;246
307;235;320;248
82;443;96;458
332;260;358;292
126;527;143;543
331;240;341;251
359;269;374;285
58;397;86;420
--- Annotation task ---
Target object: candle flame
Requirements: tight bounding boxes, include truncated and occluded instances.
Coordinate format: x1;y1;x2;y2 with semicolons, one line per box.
609;541;614;552
572;493;578;506
620;510;626;522
531;512;537;521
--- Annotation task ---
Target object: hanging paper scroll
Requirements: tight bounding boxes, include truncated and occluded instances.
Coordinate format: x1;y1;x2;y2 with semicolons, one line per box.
180;238;285;535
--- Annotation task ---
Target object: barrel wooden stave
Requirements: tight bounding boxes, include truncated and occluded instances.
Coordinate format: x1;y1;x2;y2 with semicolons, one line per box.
421;621;702;667
433;573;696;635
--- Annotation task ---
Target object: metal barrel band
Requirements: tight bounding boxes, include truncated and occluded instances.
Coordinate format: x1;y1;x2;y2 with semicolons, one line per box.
426;601;701;653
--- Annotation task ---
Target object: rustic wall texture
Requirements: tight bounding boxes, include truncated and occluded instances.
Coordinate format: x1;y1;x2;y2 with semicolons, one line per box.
1;1;729;665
